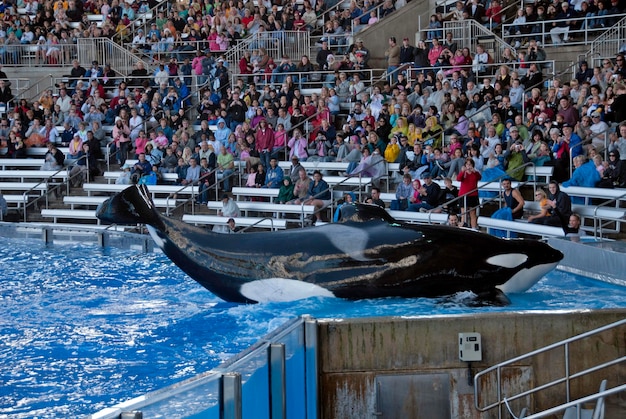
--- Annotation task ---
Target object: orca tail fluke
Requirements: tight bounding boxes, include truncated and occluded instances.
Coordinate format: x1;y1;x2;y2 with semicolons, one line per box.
96;184;165;230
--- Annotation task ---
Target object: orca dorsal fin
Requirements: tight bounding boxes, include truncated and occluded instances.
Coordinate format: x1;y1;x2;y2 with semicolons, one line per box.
338;203;398;224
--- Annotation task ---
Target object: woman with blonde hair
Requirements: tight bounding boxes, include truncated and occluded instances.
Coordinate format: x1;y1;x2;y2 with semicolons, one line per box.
526;189;549;223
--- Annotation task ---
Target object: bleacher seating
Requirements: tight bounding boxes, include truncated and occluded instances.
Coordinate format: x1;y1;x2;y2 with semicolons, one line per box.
5;0;625;244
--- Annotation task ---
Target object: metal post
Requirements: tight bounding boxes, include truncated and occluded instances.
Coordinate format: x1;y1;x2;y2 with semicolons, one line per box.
42;227;52;244
269;343;286;419
222;372;242;419
304;317;319;419
97;231;109;248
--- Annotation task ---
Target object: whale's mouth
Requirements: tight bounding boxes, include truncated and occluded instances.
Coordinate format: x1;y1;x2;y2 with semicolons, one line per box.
496;261;559;294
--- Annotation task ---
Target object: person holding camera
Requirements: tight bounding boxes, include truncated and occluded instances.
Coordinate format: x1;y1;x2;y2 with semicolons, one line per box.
504;130;530;181
457;158;482;229
112;117;131;166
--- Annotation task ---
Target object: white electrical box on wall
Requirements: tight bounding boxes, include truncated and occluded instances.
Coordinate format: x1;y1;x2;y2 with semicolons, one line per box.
459;332;482;361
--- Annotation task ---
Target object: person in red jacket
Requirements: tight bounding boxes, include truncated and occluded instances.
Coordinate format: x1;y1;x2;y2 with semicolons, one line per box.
457;157;482;229
255;118;275;169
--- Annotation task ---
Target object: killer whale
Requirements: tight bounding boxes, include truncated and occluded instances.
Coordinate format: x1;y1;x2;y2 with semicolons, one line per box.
96;185;564;304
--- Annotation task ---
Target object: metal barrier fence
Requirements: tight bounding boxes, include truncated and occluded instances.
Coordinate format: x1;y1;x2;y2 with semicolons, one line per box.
500;12;626;49
223;31;311;70
77;38;150;78
590;15;626;64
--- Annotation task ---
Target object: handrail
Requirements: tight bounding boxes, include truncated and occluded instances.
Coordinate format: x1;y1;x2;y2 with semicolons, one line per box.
500;12;626;49
229;68;378;93
351;2;385;36
238;216;278;233
516;383;626;419
443;19;517;63
589;14;626;63
474;317;626;416
590;189;626;240
165;166;217;216
110;1;167;52
436;161;537;223
22;154;87;222
488;1;518;30
16;74;54;103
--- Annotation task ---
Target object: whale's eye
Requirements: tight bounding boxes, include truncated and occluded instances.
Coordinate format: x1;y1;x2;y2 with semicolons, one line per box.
486;253;528;269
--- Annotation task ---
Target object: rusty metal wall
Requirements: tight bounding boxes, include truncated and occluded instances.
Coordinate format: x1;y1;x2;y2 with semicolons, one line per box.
317;309;626;418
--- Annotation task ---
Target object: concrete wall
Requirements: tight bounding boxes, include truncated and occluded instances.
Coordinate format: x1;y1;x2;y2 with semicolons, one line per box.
357;0;434;69
317;309;626;418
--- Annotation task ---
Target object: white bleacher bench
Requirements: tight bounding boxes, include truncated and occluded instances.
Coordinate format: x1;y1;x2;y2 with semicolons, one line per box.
3;194;30;210
232;187;280;200
63;195;180;210
0;170;70;182
524;201;626;234
82;183;199;198
477;216;565;238
206;201;316;218
278;161;350;174
41;209;100;224
387;210;449;224
102;171;179;183
524;166;554;183
0;158;46;169
182;214;287;230
192;124;218;132
560;186;626;206
0;182;48;194
299;88;319;96
388;163;401;173
26;147;70;157
86;14;105;27
324;175;373;189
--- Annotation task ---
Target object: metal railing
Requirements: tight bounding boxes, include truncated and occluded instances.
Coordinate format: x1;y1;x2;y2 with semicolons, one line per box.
0;43;77;67
443;19;517;63
474;317;626;419
589;15;626;63
589;189;626;240
501;12;626;49
223;31;311;71
229;67;378;95
77;38;149;77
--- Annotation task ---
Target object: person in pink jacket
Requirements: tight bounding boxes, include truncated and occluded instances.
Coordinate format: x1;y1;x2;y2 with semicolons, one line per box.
288;128;308;161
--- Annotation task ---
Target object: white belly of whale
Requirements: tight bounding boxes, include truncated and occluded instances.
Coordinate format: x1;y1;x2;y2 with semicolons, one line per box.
240;278;336;303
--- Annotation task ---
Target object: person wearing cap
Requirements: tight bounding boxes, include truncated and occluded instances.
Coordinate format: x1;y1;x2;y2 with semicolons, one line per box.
213;193;241;232
589;111;609;152
348;38;370;66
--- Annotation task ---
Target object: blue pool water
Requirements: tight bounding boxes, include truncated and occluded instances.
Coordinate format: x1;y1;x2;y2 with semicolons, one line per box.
1;237;626;418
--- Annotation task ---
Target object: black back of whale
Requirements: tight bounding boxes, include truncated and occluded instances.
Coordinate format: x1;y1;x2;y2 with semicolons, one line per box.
96;185;563;303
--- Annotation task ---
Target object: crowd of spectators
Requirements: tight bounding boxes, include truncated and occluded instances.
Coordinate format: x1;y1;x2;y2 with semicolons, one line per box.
0;0;625;221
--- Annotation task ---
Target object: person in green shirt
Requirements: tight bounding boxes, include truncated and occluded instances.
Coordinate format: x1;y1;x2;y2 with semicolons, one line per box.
217;146;235;192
